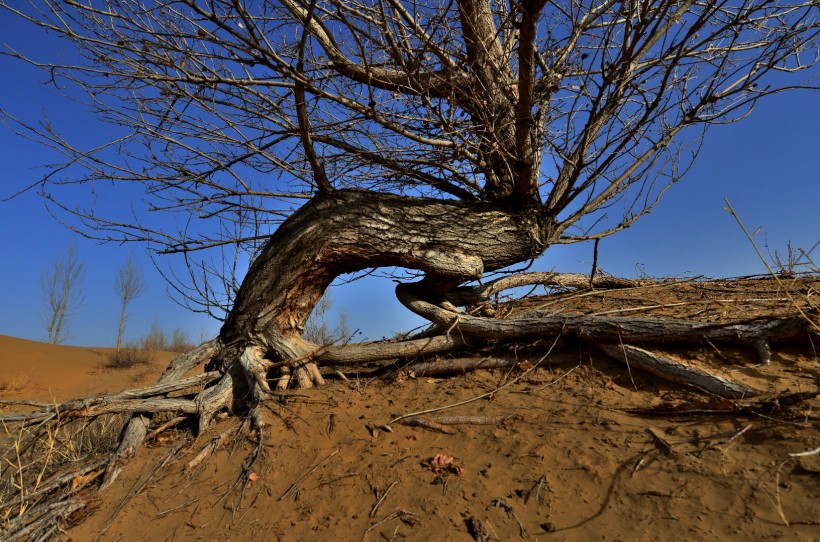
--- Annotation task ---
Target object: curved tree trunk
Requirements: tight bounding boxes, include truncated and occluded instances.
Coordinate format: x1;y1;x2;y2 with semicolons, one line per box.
215;189;551;390
99;189;550;487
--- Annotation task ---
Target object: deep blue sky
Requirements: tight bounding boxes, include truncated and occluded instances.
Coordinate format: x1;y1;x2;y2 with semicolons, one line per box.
1;13;817;347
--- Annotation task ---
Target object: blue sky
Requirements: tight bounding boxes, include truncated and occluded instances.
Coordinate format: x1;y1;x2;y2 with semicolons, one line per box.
1;13;818;347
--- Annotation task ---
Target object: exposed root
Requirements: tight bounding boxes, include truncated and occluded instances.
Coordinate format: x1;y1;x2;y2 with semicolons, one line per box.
598;343;760;399
184;425;238;475
194;365;238;436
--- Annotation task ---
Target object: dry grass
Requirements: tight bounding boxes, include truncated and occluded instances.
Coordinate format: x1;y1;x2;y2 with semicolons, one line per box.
0;411;127;539
107;325;196;369
0;375;29;393
105;342;156;369
724;198;820;332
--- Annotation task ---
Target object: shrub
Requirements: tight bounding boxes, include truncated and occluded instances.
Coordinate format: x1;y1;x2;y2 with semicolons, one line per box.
170;328;195;353
141;321;167;351
105;337;157;368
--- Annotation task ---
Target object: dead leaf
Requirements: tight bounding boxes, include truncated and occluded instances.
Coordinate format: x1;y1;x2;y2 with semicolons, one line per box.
428;454;465;476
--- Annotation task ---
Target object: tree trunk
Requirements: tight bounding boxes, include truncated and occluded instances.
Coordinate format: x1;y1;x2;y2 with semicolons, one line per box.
116;298;127;351
215;189;550;390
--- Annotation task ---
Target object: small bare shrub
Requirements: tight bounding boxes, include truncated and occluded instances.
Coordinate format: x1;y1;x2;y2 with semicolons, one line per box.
141;321;167;352
304;293;350;346
105;340;155;368
1;413;127;535
170;328;195;353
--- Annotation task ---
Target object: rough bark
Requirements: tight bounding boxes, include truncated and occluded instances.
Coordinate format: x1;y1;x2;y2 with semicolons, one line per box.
217;189;550;389
598;343;760;399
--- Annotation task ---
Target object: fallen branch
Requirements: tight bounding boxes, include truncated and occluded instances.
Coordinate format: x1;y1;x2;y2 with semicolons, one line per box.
395;417;456;434
599;343;760;399
401;352;578;377
430;415;518;426
279;449;339;501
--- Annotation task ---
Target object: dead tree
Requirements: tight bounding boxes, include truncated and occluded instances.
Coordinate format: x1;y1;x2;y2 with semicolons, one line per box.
0;1;818;535
39;245;84;345
114;256;145;351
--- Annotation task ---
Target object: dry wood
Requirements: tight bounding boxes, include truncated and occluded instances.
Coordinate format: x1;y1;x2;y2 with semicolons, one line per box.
369;479;399;518
599;343;760;399
1;397;198;424
279;449;339;501
398;283;808;348
395;417;456;435
184;426;237;474
400;353;576;377
431;415;518;426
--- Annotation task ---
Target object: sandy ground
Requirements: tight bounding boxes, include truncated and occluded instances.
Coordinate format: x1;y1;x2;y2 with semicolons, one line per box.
1;277;818;541
0;336;175;403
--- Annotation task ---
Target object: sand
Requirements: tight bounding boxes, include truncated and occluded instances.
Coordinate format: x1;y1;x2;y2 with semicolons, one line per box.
1;278;818;541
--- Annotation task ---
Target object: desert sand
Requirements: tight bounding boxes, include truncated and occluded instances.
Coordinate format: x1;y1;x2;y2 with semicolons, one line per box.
1;278;818;541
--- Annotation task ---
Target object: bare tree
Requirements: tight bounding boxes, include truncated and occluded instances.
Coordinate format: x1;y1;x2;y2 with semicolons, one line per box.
2;0;818;505
114;256;145;351
304;292;350;346
40;245;84;345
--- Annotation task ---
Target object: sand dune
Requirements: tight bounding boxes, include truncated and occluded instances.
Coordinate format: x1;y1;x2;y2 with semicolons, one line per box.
0;335;168;403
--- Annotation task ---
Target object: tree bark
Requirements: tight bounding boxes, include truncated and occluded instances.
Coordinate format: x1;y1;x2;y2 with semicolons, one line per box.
217;189;551;388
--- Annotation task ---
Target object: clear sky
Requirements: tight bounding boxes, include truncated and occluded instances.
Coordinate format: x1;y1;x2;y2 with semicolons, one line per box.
1;12;818;347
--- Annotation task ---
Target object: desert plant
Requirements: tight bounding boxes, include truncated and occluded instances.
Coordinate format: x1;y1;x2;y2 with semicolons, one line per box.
0;375;29;393
304;293;351;346
105;341;156;369
1;2;818;529
170;328;195;353
40;246;84;345
114;257;145;351
5;0;816;393
1;412;128;538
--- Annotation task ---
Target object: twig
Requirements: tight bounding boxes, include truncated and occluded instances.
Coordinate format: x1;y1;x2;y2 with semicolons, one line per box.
396;417;456;434
369;479;399;518
95;444;182;541
525;365;580;392
647;427;674;456
279;449;339;500
531;474;547;505
156;496;202;518
723;198;820;333
592;302;687;316
693;424;753;457
388;333;562;426
789;446;820;458
431;415;518;426
361;510;414;542
317;471;359;488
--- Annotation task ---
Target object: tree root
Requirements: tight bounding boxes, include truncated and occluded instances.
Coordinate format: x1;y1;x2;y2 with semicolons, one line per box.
598;343;760;398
